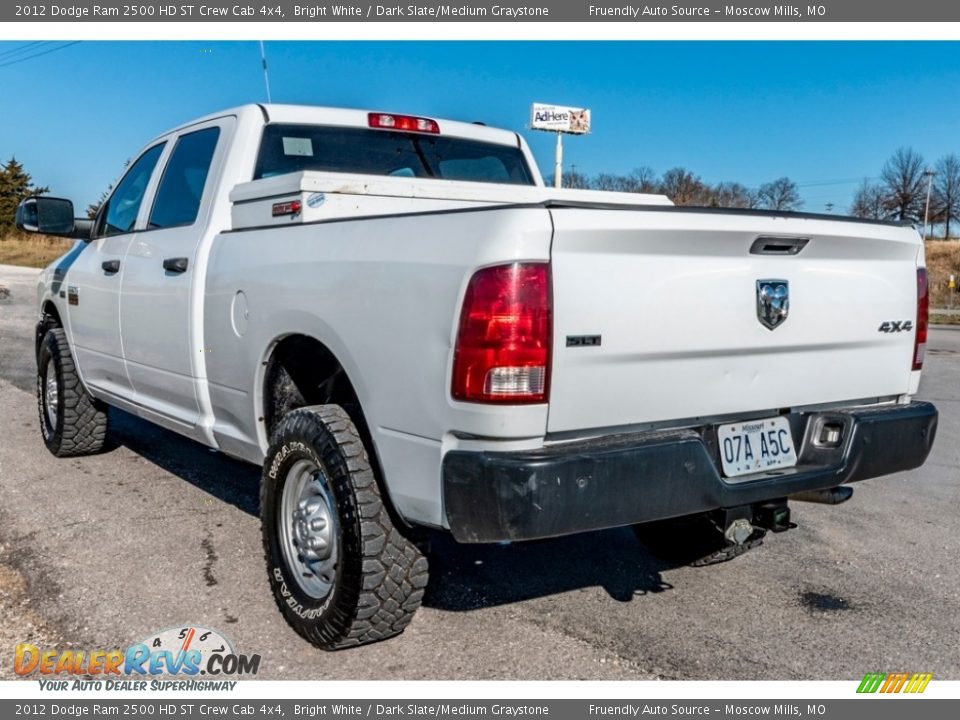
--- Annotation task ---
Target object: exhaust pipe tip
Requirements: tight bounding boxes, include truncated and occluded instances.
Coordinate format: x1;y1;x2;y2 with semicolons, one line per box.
791;486;854;505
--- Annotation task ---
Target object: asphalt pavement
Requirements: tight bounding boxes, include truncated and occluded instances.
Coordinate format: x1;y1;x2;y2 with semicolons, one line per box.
0;264;958;681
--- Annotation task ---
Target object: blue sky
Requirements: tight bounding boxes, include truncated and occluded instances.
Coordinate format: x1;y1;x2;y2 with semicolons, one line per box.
2;41;959;212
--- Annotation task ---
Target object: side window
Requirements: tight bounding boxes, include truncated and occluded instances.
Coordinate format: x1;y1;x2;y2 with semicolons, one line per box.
148;127;221;229
97;143;165;237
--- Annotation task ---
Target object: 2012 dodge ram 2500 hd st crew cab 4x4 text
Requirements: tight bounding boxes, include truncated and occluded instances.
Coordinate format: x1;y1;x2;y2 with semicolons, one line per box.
18;104;937;649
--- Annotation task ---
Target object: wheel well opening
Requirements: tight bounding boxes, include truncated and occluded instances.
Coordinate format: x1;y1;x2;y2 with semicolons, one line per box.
36;302;63;359
262;334;409;528
262;334;364;439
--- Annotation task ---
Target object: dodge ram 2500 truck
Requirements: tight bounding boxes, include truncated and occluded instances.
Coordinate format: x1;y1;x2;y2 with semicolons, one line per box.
18;104;937;649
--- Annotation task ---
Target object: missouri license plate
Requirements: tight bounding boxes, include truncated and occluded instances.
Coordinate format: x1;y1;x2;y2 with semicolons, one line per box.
717;416;797;478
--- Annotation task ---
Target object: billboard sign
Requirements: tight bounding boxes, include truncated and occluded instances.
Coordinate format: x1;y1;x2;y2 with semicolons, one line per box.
530;103;591;134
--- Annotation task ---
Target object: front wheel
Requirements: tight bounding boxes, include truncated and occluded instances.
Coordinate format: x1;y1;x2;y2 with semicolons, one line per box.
261;405;428;649
36;328;109;457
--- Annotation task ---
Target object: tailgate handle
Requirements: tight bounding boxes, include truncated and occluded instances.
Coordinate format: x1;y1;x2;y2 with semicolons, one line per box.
163;257;189;274
750;236;809;255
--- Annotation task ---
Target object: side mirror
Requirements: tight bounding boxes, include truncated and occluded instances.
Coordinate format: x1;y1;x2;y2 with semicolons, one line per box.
16;196;78;237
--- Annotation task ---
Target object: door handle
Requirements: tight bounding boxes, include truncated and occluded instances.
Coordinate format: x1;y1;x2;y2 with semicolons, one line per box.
162;257;189;274
101;259;121;274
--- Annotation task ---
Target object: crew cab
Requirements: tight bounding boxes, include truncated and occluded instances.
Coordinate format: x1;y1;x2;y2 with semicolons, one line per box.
18;104;937;649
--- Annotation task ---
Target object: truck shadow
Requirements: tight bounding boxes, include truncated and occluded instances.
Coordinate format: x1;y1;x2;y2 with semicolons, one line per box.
107;408;676;609
108;409;261;515
423;529;675;610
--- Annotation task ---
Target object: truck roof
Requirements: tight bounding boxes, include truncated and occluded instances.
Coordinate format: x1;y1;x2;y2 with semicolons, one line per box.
160;103;524;148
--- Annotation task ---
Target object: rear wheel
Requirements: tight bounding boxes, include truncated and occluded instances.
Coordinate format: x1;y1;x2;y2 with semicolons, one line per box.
633;512;765;567
36;328;109;457
261;405;428;649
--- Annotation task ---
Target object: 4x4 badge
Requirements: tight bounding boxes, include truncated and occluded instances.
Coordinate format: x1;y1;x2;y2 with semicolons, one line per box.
757;279;789;330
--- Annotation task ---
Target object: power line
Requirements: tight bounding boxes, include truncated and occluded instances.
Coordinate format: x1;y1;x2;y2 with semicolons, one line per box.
0;41;47;61
0;41;80;70
797;176;880;188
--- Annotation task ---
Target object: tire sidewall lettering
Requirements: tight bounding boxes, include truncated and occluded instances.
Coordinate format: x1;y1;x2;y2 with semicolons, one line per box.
265;436;336;617
37;339;61;443
267;440;307;479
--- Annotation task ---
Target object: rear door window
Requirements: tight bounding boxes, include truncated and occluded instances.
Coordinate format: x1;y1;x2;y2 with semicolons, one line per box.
148;127;221;229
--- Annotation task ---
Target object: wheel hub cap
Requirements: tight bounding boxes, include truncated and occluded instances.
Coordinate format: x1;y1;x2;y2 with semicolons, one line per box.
43;359;58;429
279;459;339;599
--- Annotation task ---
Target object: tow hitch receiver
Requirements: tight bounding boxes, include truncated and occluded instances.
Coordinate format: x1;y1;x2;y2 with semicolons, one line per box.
719;507;767;547
754;501;794;533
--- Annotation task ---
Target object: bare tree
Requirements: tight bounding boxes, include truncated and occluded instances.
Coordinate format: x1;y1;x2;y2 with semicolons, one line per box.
592;167;660;194
564;169;591;190
757;177;803;211
593;173;628;192
710;181;760;209
850;179;887;220
659;167;707;206
932;154;960;239
880;147;926;222
625;166;659;194
547;169;591;189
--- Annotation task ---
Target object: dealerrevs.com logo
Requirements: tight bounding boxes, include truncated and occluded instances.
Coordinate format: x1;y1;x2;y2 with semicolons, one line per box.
857;672;933;694
14;626;261;691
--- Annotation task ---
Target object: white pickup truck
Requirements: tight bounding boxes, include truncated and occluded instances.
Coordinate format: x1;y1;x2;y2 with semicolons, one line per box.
18;104;937;649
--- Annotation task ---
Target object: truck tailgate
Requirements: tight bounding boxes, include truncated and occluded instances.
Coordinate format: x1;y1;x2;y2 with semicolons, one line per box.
547;207;922;434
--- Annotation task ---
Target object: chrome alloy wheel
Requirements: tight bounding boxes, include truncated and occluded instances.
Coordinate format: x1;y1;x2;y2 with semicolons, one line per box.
43;358;59;431
278;458;339;599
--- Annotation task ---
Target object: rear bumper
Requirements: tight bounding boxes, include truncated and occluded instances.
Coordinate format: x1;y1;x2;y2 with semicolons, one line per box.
442;401;938;543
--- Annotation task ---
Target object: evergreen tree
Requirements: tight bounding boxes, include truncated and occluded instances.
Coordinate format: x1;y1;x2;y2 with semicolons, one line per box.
0;157;49;235
86;188;110;220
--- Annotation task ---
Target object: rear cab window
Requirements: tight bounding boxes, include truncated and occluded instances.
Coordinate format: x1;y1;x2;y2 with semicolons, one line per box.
253;124;535;186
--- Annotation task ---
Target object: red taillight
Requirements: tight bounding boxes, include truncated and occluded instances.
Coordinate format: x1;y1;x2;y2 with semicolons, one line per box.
452;263;551;404
914;267;929;371
368;112;440;134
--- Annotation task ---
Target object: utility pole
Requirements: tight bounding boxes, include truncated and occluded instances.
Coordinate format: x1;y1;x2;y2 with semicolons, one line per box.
554;132;563;189
923;168;936;241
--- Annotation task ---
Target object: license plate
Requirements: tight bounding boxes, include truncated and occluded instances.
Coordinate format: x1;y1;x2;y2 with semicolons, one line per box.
717;416;797;478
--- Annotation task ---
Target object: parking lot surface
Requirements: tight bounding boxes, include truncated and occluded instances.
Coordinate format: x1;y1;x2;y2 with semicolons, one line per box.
1;265;958;680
